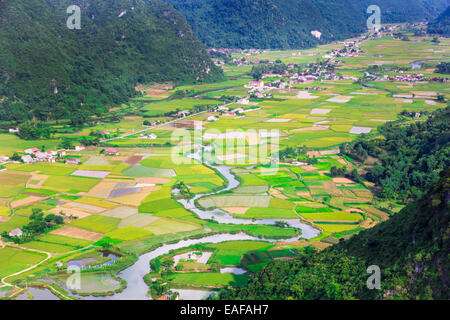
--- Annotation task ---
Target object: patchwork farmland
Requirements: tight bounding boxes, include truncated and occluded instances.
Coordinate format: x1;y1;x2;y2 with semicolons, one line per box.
0;26;449;300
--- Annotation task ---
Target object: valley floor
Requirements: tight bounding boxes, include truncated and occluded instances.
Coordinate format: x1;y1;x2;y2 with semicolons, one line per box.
0;26;449;300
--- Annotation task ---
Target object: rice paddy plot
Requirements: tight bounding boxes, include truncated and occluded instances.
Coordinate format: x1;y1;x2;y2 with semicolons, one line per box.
43;176;100;193
83;156;111;165
118;213;160;228
101;206;138;219
198;195;271;209
144;218;200;235
0;247;47;279
72;170;110;179
299;211;362;221
122;166;176;178
106;226;153;241
169;272;249;288
238;207;297;219
317;224;359;233
71;215;121;233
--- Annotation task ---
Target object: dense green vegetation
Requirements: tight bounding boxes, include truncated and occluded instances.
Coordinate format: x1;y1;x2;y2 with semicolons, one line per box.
341;107;450;200
166;0;448;49
428;5;450;36
436;62;450;74
0;0;223;125
222;168;449;300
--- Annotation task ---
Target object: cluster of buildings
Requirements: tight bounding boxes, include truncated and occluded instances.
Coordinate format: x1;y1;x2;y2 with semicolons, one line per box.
138;133;157;140
323;41;362;59
23;147;85;164
372;73;449;83
17;146;85;165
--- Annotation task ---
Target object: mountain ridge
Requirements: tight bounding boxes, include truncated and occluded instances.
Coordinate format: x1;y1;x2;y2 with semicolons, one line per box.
0;0;223;124
166;0;450;49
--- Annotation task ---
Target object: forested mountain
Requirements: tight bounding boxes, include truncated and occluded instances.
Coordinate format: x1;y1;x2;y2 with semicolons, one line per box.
428;6;450;36
0;0;223;124
165;0;449;49
222;168;449;300
340;107;450;201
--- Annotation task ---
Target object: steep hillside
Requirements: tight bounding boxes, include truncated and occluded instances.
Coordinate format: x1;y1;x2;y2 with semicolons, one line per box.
166;0;449;49
0;0;223;124
222;168;449;300
428;6;450;36
340;107;450;201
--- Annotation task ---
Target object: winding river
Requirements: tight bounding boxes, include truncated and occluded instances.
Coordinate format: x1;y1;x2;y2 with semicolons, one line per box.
63;150;320;300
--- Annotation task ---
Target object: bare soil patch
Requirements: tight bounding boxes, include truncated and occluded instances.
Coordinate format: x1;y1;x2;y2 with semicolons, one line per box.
332;177;355;184
223;207;249;215
11;196;43;208
50;206;91;219
50;226;104;241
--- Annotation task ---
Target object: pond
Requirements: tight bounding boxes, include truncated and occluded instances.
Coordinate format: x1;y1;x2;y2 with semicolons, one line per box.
14;287;59;300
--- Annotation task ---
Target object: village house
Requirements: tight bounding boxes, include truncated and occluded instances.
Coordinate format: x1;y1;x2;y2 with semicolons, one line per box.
177;110;191;118
0;156;9;162
21;155;36;164
140;133;157;140
9;228;23;237
207;116;219;122
66;158;81;165
262;73;282;79
217;105;230;112
105;148;120;156
237;98;250;105
24;148;39;154
248;80;264;88
8;128;19;134
74;145;85;152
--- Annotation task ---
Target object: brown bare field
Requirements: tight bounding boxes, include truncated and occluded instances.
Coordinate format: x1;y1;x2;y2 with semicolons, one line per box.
224;207;249;214
366;207;390;221
361;217;377;229
49;206;91;219
352;189;373;199
332;177;355;184
64;202;105;214
0;170;30;185
270;188;288;199
0;216;9;223
125;156;143;166
50;226;104;241
87;182;117;199
0;198;10;206
27;174;48;188
322;181;343;197
346;208;364;213
306;151;320;158
11;196;43;208
296;191;312;198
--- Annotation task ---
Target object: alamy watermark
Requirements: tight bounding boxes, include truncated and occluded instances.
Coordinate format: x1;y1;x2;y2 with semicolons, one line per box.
67;5;81;30
366;265;381;290
66;265;81;291
367;5;381;31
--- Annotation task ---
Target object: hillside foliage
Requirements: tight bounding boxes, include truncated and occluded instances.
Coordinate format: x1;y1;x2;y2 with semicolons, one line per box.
340;107;450;201
0;0;223;125
166;0;449;49
222;168;449;300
